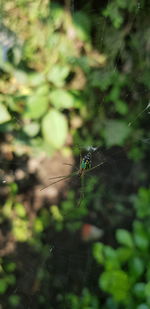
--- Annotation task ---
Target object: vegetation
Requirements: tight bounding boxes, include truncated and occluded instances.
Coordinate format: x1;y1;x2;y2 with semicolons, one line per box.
0;0;149;308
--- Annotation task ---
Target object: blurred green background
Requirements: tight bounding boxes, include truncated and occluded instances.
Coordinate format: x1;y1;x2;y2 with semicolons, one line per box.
0;0;150;308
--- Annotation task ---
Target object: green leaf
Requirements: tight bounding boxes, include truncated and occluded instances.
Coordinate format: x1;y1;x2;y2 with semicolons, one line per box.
115;100;128;115
73;12;91;41
40;209;51;228
0;279;8;294
99;270;129;301
29;73;45;86
4;262;16;273
24;88;49;119
13;219;29;242
133;282;146;299
49;89;74;109
51;4;64;28
129;257;145;278
9;295;20;306
146;264;150;281
5;274;16;285
116;229;133;248
23;122;40;137
104;120;131;146
91;71;116;90
34;218;44;233
14;70;29;85
133;188;150;218
128;147;144;162
134;221;149;251
93;242;104;264
47;65;69;87
104;246;120;270
145;282;150;298
137;305;149;309
0;103;11;124
42;109;68;149
104;246;118;259
133;221;149;251
103;3;123;29
14;203;26;218
116;247;133;263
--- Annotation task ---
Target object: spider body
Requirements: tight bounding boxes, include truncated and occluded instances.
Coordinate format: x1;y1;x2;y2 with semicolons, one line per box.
79;152;92;176
40;147;105;205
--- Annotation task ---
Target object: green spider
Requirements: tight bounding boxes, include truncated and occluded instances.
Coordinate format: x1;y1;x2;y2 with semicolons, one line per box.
40;147;105;205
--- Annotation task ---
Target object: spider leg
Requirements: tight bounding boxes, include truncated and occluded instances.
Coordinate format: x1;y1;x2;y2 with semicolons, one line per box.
63;163;74;167
48;169;79;180
85;161;106;174
40;175;72;191
62;163;78;172
41;171;78;191
48;174;72;180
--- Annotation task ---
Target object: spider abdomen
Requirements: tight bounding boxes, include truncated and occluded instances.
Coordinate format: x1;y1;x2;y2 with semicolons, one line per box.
81;153;92;170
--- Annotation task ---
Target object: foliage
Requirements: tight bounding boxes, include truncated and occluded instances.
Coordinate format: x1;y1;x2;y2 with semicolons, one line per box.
66;288;100;309
0;1;149;152
0;0;149;308
93;187;150;308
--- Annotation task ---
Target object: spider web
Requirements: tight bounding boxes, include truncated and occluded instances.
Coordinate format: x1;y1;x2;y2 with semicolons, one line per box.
0;1;150;309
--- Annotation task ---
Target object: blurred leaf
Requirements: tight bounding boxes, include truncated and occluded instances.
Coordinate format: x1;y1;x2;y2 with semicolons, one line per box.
29;73;45;86
47;65;70;87
3;200;13;218
133;221;149;251
50;205;63;222
136;305;149;309
42;109;68;149
73;12;91;41
24;93;48;119
14;203;26;218
90;70;117;90
116;247;133;263
93;242;104;264
99;270;129;301
103;120;131;146
9;295;20;306
12;218;30;242
5;274;16;285
103;2;123;28
128;146;144;162
129;257;145;278
133;282;146;299
145;282;150;299
23;122;40;137
0;279;8;294
51;4;64;28
104;246;120;270
34;218;44;233
104;246;118;259
114;100;128;115
4;262;16;273
40;209;51;228
9;183;18;195
49;89;74;109
116;229;133;248
146;263;150;282
14;70;29;85
133;188;150;218
0;103;11;124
